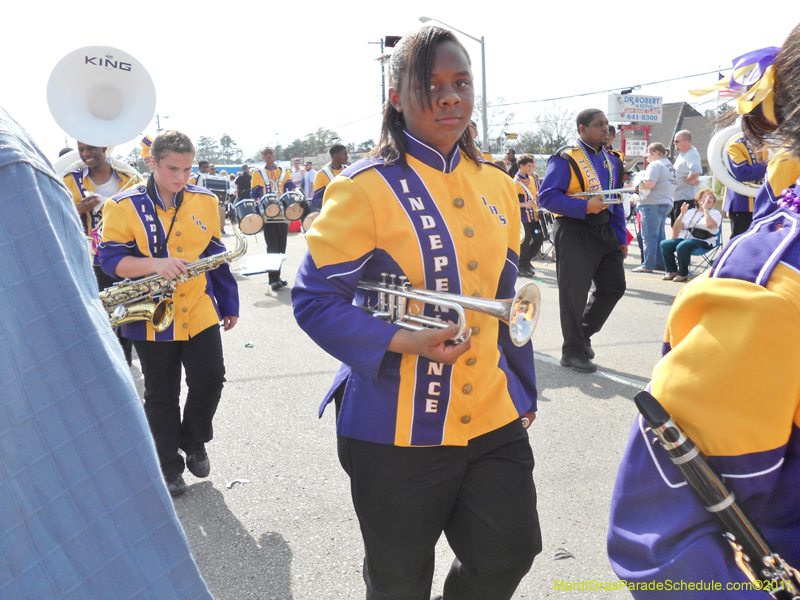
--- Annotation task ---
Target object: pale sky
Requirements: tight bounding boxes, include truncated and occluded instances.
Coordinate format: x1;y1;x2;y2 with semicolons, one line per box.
2;1;797;163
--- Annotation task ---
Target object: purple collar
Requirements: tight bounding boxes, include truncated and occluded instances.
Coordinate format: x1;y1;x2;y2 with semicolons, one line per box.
405;130;461;173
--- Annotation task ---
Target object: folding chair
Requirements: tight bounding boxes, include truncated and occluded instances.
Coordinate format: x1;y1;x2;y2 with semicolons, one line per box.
689;228;723;277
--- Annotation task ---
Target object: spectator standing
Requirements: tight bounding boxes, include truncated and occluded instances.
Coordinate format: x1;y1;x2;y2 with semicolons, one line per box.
291;158;304;190
632;143;677;273
302;161;317;198
670;130;703;226
235;163;251;200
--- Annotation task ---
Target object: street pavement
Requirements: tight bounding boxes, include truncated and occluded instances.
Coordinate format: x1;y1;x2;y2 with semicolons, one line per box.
141;222;714;599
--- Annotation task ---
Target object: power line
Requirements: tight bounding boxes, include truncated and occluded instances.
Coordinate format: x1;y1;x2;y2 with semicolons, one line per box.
489;69;729;108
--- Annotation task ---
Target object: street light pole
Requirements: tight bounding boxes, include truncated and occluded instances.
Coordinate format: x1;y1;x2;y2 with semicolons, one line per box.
419;17;487;152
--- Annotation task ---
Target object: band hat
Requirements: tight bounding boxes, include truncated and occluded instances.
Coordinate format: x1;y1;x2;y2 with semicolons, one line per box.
47;46;156;148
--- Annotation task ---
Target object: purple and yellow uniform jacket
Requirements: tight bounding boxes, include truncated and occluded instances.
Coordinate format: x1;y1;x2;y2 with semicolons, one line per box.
250;165;296;223
292;133;537;447
63;165;140;265
538;140;627;245
514;172;540;224
722;135;768;213
753;149;800;220
311;162;346;210
608;201;800;597
98;180;239;342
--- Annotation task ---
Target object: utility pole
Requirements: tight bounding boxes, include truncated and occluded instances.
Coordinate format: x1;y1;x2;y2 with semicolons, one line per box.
155;114;169;133
368;38;386;109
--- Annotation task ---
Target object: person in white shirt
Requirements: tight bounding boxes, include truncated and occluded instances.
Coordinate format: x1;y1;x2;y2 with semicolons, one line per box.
661;188;721;282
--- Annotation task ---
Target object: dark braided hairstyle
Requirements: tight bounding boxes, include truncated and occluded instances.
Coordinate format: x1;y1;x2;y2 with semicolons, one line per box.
743;23;800;156
367;26;480;167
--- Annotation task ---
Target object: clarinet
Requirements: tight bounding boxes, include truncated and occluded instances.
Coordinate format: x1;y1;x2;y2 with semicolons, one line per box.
635;391;800;599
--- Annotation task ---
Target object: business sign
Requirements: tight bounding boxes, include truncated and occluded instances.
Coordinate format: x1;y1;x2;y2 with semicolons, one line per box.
625;139;648;157
608;94;663;123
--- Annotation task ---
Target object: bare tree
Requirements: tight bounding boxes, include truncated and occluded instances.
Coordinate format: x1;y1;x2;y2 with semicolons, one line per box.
473;96;516;153
513;104;577;155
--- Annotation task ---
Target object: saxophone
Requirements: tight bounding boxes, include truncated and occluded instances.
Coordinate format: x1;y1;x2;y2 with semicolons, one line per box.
99;225;247;331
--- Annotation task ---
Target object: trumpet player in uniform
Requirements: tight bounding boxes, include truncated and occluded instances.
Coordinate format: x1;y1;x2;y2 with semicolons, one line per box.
251;146;295;290
538;109;627;373
608;33;800;596
292;27;541;600
63;141;142;365
99;130;239;497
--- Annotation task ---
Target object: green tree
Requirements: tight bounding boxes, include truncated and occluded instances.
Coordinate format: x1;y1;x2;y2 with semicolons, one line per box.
196;136;220;162
357;139;375;151
219;134;243;164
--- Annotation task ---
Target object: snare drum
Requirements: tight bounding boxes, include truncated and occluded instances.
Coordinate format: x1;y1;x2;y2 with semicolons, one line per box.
280;191;305;222
260;193;282;219
232;199;263;235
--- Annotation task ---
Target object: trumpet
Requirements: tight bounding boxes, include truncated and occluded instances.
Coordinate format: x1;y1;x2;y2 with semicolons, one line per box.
357;273;541;347
570;188;637;204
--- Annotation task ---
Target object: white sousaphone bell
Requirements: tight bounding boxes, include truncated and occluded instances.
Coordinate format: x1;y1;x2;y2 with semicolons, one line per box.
48;45;156;175
707;117;762;198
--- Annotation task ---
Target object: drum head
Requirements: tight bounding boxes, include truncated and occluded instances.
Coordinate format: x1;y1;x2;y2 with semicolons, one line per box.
239;214;263;235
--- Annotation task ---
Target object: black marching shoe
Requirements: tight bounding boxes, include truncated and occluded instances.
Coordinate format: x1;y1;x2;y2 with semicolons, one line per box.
584;339;595;359
186;450;211;478
166;474;187;497
278;279;288;288
270;281;282;291
560;354;597;373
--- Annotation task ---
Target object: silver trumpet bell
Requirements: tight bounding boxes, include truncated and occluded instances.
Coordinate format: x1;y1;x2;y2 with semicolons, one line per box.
358;273;541;347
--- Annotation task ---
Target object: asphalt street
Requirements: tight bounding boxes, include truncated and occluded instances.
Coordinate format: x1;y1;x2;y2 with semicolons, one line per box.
134;222;706;599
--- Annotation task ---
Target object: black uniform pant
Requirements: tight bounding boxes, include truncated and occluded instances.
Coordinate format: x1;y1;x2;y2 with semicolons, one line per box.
520;220;546;271
730;211;753;239
262;222;289;283
337;420;541;600
94;265;133;366
553;218;626;358
133;325;226;480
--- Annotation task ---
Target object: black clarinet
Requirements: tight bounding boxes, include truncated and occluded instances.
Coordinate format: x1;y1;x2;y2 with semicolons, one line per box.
635;391;800;599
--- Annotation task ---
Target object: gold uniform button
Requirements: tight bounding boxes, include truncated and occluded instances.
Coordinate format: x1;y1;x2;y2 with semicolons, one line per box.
454;197;465;208
461;416;471;424
177;247;183;253
180;293;186;297
471;327;481;336
182;323;189;329
463;384;473;394
466;358;477;366
182;307;188;313
472;292;481;298
468;261;478;270
464;227;475;238
176;231;182;236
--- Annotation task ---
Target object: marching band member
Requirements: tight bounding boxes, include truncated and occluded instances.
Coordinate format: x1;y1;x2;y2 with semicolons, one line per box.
722;134;768;237
470;119;494;161
99;130;239;497
292;26;541;600
251;146;295;290
63;141;142;365
608;31;800;597
538;109;628;374
514;154;543;277
310;143;348;209
189;159;210;187
63;142;141;286
753;148;800;220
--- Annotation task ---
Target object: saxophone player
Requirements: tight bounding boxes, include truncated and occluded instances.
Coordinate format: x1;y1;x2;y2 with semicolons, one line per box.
99;130;239;497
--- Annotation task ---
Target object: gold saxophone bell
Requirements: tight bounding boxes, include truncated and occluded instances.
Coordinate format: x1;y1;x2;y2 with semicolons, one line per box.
358;273;541;347
110;298;175;332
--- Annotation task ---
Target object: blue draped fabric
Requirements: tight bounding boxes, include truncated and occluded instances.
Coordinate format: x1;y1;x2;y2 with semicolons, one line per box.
0;108;212;600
